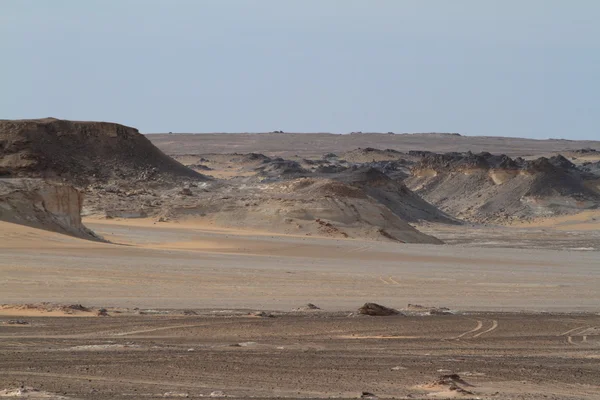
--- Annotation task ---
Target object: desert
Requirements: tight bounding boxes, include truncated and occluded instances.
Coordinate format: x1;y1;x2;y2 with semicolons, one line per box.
1;118;599;399
4;2;600;398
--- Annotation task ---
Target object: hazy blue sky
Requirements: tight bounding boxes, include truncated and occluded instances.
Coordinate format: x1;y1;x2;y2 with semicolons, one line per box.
1;1;599;139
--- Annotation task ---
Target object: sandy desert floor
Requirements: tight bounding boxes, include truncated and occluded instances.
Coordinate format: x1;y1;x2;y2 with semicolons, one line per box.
1;219;599;311
1;219;599;399
148;132;600;158
1;311;600;399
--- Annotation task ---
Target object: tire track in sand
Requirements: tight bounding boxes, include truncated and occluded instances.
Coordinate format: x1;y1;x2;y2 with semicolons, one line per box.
563;326;598;345
0;371;329;397
0;371;212;389
450;319;499;340
348;244;373;253
452;319;483;339
378;276;401;285
473;320;498;338
559;326;588;337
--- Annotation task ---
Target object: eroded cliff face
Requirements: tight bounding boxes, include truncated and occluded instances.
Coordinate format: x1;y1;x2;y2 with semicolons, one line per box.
0;179;97;239
36;184;86;232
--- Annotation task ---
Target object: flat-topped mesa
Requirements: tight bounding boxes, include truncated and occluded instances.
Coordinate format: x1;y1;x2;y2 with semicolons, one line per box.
0;118;205;185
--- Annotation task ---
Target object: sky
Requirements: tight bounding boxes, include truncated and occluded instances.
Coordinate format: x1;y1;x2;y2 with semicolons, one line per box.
1;1;599;139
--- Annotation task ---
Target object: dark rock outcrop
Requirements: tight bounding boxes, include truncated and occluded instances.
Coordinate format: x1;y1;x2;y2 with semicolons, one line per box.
358;303;401;316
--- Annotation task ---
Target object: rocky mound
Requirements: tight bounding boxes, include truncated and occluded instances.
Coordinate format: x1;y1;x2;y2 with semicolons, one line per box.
329;167;458;224
581;161;600;176
572;148;598;155
242;153;272;163
154;176;444;244
315;164;348;174
255;158;309;177
0;118;204;185
341;147;403;163
406;152;600;223
0;179;97;239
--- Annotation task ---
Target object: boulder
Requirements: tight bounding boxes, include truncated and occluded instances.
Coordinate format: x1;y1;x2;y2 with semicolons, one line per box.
358;303;401;316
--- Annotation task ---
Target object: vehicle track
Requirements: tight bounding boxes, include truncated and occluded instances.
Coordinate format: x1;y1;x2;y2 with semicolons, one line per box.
452;319;483;339
378;276;401;285
564;326;599;345
450;319;499;340
473;320;498;338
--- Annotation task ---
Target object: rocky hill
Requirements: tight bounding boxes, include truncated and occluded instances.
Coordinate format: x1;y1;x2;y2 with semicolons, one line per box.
152;176;445;244
0;118;206;238
326;167;458;224
406;152;600;223
0;118;204;185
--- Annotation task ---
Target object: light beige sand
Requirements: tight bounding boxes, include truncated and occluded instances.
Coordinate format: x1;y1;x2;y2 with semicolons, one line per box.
0;308;91;317
1;219;598;312
510;210;600;231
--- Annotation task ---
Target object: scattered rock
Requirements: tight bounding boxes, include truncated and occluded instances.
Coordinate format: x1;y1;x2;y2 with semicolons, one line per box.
210;390;226;397
573;148;598;154
406;304;453;315
188;163;212;171
358;303;401;316
435;374;473;388
237;342;257;347
97;308;109;317
0;387;71;398
164;391;189;397
249;311;274;318
66;304;90;312
292;303;321;311
360;391;379;400
6;319;30;325
429;308;454;315
417;374;476;397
